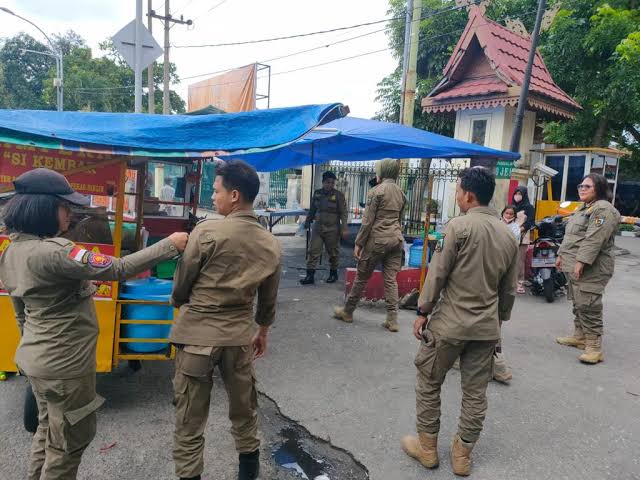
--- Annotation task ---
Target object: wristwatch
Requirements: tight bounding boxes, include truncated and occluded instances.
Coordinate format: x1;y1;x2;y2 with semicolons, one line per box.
416;308;428;317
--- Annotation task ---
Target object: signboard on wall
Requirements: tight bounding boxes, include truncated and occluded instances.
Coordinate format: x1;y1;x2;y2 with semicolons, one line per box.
0;143;122;196
496;160;514;179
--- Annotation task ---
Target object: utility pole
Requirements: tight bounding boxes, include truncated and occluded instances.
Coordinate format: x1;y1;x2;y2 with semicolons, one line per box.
399;0;422;127
148;1;192;114
147;0;155;114
510;0;547;153
134;0;143;113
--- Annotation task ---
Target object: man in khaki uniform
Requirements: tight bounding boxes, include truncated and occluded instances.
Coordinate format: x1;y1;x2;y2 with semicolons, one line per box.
401;167;518;476
333;159;406;331
170;160;282;480
0;168;187;480
556;173;620;364
300;171;348;284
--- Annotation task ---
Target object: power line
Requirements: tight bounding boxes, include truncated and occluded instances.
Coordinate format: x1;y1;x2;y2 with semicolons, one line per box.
74;5;549;96
172;1;477;49
192;0;230;22
173;17;400;49
181;26;389;81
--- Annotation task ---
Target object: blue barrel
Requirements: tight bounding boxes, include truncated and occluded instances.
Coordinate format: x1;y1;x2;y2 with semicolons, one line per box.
120;278;173;353
409;239;429;268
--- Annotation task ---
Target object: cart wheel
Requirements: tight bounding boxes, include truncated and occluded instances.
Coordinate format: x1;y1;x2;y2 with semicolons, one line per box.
128;360;142;372
24;383;39;434
0;371;7;381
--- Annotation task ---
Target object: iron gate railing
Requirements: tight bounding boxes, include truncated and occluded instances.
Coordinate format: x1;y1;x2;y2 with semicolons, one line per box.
320;161;466;237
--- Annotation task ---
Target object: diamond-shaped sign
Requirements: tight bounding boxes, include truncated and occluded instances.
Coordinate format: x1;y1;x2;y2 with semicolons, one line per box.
112;20;163;71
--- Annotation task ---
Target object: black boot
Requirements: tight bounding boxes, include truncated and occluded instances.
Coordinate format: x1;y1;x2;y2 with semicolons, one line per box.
238;450;260;480
326;269;338;283
180;476;201;480
300;269;315;285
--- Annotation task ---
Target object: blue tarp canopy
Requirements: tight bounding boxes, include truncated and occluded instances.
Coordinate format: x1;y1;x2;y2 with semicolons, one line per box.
228;116;520;171
0;104;346;155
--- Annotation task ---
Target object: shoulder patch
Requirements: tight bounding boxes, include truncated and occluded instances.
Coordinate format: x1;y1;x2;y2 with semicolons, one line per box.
594;217;605;227
68;246;89;263
86;252;113;268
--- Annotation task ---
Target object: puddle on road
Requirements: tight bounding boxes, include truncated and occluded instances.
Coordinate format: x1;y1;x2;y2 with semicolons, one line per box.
273;427;331;480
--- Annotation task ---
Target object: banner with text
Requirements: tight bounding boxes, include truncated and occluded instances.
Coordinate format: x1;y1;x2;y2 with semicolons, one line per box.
1;143;122;196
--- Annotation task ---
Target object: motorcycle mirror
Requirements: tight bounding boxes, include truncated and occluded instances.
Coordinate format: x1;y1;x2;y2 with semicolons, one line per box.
559;201;571;208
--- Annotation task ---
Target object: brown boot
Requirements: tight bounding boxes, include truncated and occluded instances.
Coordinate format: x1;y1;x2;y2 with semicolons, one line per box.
382;312;399;332
450;435;474;476
579;334;604;364
556;326;586;349
333;306;353;323
492;352;512;384
401;432;439;469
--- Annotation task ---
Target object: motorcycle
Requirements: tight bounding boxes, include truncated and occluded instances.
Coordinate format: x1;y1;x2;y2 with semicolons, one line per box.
530;215;567;303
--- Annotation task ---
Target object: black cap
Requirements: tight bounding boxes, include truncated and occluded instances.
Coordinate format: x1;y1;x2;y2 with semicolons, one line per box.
13;168;90;206
322;171;337;181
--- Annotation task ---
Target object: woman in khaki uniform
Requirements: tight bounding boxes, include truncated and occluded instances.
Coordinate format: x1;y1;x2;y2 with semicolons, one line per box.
333;159;406;331
556;173;620;364
0;168;188;480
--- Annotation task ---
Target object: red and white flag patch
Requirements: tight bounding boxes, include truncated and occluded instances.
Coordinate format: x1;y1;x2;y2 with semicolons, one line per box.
68;246;89;263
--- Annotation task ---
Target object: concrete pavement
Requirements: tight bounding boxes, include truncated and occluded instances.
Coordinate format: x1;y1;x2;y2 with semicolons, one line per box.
1;236;638;479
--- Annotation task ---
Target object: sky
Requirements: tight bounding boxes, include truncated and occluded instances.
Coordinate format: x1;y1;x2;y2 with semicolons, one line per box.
1;0;400;117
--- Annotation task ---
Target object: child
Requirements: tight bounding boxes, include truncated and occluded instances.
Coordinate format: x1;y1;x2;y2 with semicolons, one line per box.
502;204;521;242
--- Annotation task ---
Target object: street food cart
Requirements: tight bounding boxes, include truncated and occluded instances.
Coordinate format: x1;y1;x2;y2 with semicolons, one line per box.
0;103;347;378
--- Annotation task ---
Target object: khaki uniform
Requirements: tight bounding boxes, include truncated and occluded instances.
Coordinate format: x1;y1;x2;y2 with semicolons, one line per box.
416;206;519;443
170;210;282;479
344;179;406;315
306;188;347;270
0;233;177;480
558;200;620;336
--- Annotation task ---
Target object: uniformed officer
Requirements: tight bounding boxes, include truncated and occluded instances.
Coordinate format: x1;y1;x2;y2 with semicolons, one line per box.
170;160;282;480
300;171;348;284
401;167;518;476
555;173;620;364
333;159;406;332
0;168;188;480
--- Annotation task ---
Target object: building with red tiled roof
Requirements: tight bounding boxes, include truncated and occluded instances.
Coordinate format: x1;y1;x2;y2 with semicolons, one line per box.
422;5;581;119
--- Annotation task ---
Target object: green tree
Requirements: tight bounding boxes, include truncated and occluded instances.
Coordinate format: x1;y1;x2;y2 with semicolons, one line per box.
0;31;186;114
542;0;640;179
375;0;640;178
0;33;55;110
375;0;539;134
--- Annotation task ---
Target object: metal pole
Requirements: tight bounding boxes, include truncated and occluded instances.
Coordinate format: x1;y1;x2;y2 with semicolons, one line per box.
398;0;413;123
509;0;547;152
163;0;171;114
134;0;143;113
147;0;155;114
0;7;63;110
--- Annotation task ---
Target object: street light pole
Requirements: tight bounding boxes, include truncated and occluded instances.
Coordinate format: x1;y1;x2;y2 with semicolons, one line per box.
0;6;63;111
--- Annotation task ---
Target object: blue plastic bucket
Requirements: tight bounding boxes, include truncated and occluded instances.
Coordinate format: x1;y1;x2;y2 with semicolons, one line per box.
409;239;429;268
119;278;174;353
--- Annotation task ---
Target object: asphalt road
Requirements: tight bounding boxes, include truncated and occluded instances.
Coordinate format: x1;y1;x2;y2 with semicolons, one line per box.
1;235;639;480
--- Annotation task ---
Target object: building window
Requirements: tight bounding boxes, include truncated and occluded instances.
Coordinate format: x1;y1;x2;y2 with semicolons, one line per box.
471;119;488;145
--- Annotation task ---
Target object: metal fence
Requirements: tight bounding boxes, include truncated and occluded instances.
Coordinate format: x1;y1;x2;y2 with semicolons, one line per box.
320;161;466;237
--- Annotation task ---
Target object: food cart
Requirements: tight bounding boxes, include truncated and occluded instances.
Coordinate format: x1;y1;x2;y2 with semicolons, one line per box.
0;103;347;379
